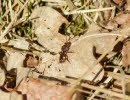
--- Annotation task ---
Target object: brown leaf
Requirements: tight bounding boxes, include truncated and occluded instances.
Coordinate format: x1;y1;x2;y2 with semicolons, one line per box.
112;0;126;5
24;56;39;67
4;68;17;92
114;13;130;24
105;13;130;30
17;78;74;100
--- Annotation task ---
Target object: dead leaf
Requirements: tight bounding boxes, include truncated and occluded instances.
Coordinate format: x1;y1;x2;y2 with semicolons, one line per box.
6;52;30;86
17;78;74;100
86;22;102;34
8;39;29;50
114;13;130;24
105;13;130;30
31;6;68;53
33;33;125;83
4;68;17;91
112;0;126;5
0;38;8;43
24;56;39;67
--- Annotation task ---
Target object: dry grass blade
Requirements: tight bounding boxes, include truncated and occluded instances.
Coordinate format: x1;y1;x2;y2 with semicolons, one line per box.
2;3;17;18
106;71;130;82
64;7;115;15
75;0;90;11
77;89;115;100
8;0;13;21
59;77;130;99
0;0;31;41
42;0;66;4
88;61;121;100
107;66;126;100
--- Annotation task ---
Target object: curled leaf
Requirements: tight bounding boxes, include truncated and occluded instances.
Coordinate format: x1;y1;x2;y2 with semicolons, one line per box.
24;56;39;67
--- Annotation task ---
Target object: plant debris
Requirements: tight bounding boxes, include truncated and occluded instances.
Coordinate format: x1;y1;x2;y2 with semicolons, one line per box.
0;0;130;100
17;78;74;100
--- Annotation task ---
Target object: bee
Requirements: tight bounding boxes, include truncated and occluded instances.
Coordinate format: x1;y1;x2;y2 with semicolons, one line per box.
59;41;71;63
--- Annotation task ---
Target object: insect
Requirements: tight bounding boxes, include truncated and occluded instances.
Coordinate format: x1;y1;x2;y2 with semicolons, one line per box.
59;40;72;63
59;42;71;63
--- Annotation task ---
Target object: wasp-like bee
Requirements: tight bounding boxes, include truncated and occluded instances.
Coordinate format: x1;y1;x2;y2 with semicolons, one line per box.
59;41;71;63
